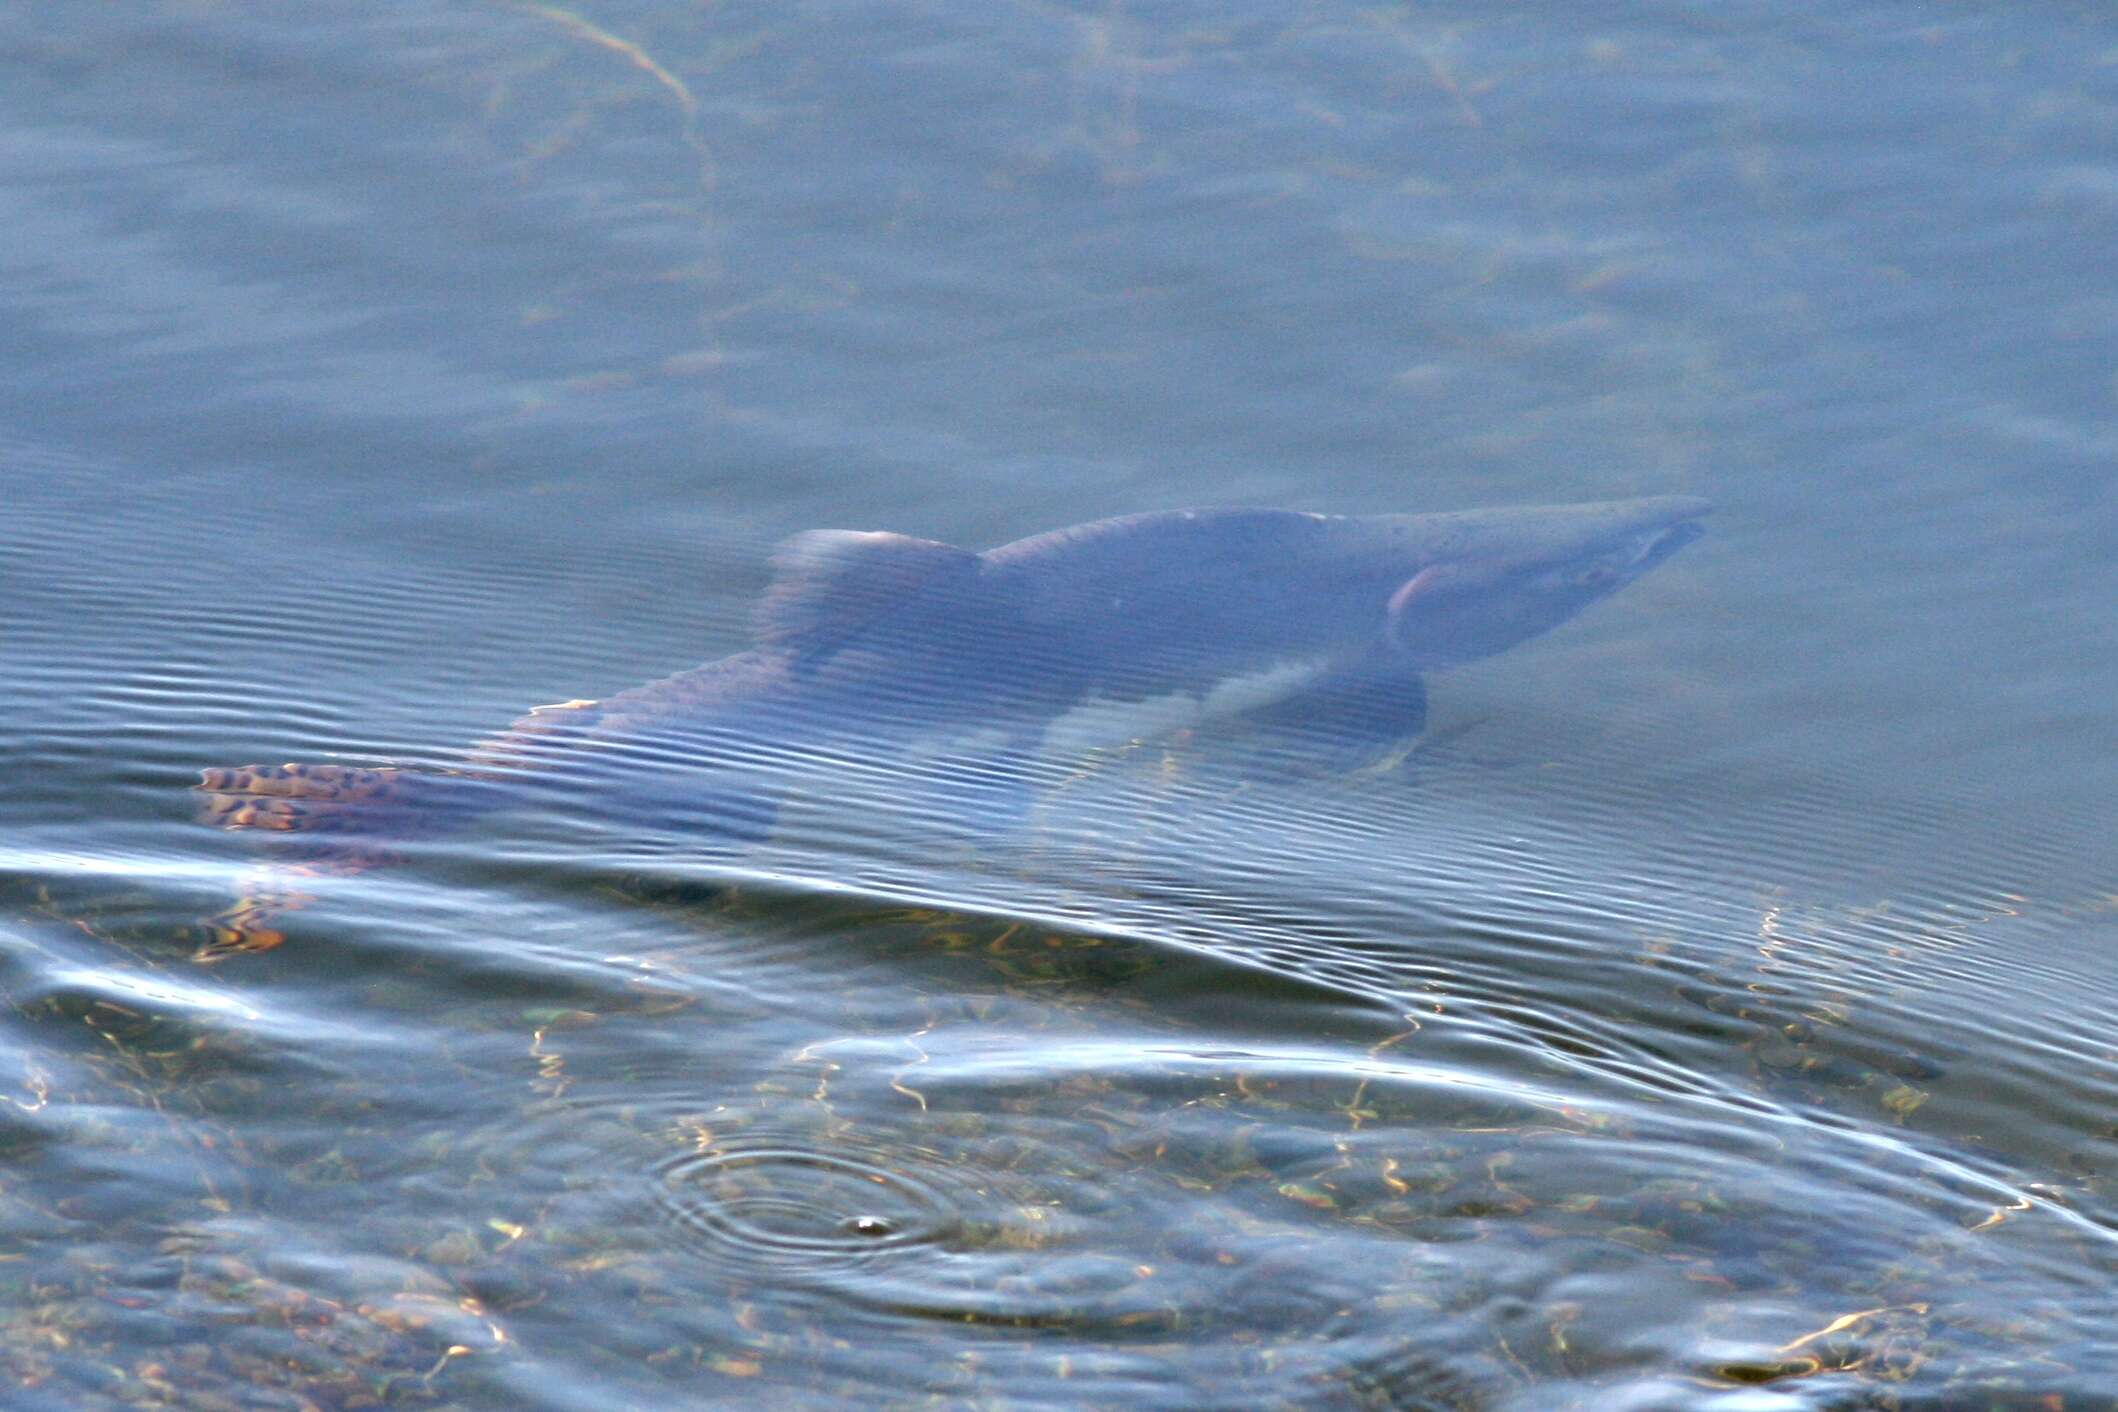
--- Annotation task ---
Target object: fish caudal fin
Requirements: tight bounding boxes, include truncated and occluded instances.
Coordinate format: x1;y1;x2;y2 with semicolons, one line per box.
195;763;422;834
192;762;471;962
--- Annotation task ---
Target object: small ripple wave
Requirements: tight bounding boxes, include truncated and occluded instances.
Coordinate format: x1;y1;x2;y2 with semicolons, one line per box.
650;1142;959;1272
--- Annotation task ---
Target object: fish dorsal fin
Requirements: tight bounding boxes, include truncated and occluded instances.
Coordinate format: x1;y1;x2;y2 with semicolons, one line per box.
756;529;981;654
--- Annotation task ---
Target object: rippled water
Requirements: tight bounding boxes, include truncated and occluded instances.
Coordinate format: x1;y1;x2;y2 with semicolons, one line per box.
5;4;2117;1410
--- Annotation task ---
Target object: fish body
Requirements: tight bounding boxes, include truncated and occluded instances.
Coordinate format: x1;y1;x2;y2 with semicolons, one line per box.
196;497;1706;953
508;496;1707;763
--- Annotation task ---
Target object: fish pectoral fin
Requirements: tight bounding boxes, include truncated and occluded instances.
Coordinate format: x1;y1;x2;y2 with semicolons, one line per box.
755;529;980;655
1233;665;1428;773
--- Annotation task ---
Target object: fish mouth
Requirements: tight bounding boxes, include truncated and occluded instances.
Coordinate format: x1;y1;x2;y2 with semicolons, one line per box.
1631;516;1706;571
1613;498;1710;578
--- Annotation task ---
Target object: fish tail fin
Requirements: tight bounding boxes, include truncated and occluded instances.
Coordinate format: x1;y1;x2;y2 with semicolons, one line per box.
194;762;426;835
192;763;487;962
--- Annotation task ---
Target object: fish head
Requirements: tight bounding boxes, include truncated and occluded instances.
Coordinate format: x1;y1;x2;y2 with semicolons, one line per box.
1327;496;1709;670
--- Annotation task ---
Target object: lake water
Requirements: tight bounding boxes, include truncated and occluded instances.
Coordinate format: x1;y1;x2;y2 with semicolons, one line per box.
3;4;2115;1409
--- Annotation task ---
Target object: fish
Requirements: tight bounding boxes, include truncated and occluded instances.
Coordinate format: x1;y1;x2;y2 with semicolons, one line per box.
194;496;1707;957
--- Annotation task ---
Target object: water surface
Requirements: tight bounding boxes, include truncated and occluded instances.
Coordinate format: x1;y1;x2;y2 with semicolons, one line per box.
3;3;2114;1408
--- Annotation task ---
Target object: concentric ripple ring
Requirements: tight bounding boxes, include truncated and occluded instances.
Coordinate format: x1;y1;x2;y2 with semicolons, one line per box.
652;1145;958;1273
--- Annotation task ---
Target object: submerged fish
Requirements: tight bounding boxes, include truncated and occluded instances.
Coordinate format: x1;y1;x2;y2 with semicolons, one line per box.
195;497;1706;957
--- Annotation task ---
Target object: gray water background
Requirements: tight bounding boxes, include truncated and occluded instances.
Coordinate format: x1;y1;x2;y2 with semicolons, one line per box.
2;4;2114;1409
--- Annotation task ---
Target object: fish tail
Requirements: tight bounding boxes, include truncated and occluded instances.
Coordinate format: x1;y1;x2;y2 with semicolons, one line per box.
192;763;488;961
193;694;631;961
194;762;423;833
